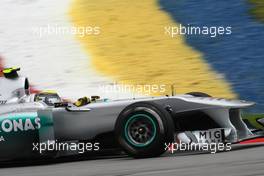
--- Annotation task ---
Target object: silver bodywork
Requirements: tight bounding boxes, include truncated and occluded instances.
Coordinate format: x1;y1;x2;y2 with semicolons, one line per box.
48;96;254;142
0;74;255;161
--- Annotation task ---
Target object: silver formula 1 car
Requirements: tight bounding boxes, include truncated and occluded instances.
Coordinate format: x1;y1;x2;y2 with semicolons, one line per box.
0;68;262;161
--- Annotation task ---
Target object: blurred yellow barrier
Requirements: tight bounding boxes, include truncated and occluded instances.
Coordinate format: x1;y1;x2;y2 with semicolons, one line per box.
69;0;236;98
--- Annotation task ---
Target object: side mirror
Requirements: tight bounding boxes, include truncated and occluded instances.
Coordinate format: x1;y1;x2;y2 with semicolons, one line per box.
54;102;68;108
91;95;100;101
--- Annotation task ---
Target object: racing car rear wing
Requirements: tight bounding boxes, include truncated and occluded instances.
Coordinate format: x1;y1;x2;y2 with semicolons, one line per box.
0;67;30;105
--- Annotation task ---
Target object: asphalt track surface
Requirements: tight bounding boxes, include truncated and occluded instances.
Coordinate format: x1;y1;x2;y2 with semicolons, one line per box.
1;145;264;176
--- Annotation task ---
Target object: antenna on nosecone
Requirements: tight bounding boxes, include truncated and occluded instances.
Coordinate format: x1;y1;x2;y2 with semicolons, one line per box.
171;84;175;96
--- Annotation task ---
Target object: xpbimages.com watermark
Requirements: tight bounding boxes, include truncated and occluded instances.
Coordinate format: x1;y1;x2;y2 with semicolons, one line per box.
32;140;100;154
165;142;232;154
165;24;232;38
99;83;167;96
32;24;101;38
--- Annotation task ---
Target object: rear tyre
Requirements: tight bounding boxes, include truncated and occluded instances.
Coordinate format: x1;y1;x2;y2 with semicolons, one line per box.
186;92;211;97
115;102;174;158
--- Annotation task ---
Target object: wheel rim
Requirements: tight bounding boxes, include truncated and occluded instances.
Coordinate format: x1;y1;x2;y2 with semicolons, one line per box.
124;113;157;147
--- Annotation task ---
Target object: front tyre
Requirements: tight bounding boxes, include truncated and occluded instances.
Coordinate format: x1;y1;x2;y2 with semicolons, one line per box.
186;92;211;97
115;102;174;158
